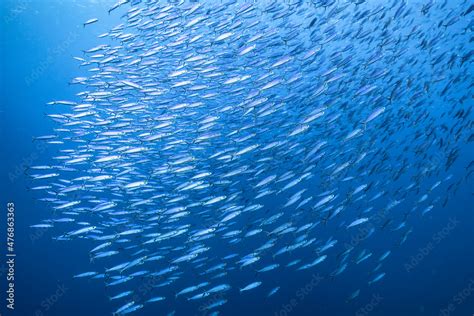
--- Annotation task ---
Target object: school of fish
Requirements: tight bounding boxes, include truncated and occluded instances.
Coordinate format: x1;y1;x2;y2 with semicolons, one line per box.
28;0;473;315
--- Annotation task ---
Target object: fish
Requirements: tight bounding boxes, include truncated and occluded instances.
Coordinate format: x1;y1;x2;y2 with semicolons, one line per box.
73;271;98;278
28;0;472;315
109;291;133;301
240;281;262;292
83;18;99;27
369;272;386;285
146;296;165;303
347;218;369;229
67;226;96;236
267;286;280;297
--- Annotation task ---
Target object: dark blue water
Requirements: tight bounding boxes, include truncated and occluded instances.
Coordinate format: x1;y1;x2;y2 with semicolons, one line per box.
1;1;473;316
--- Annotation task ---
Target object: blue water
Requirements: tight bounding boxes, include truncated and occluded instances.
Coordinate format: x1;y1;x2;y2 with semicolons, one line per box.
1;1;473;316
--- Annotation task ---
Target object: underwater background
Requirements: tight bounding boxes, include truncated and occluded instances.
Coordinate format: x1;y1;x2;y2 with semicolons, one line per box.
1;1;473;316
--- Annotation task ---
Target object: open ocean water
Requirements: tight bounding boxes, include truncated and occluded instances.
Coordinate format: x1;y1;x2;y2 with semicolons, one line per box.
0;1;473;316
